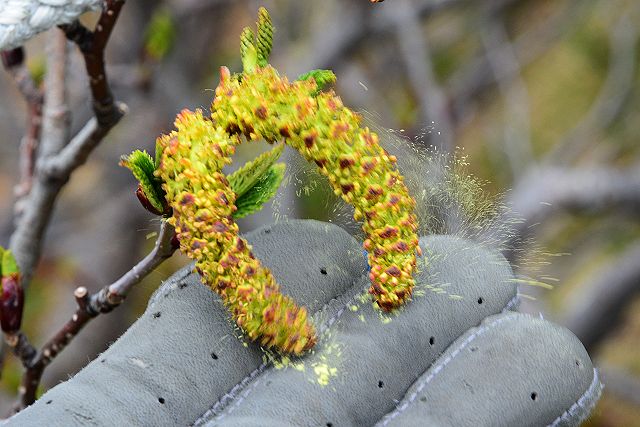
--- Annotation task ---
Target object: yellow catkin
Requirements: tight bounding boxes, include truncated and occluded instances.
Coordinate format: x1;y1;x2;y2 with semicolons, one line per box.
156;63;419;355
157;110;316;354
212;65;419;311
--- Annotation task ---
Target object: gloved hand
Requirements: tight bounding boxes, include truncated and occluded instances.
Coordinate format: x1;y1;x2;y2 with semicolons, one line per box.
4;220;602;426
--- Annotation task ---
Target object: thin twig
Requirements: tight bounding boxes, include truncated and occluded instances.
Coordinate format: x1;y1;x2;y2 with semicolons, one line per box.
8;0;126;287
0;47;44;216
384;0;454;152
480;10;533;178
544;10;639;164
560;241;640;352
502;164;640;263
283;0;467;75
9;221;176;411
0;48;41;105
38;31;70;158
450;0;589;122
59;0;125;126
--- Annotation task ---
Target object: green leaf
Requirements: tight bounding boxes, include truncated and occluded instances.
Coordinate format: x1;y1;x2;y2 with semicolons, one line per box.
120;150;166;213
154;139;164;169
297;69;336;95
256;7;274;67
144;8;176;61
234;163;285;219
1;250;19;276
228;143;284;197
0;246;4;277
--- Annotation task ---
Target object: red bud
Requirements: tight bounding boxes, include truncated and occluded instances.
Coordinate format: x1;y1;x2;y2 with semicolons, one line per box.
1;274;24;334
1;47;25;69
135;185;171;216
135;185;164;216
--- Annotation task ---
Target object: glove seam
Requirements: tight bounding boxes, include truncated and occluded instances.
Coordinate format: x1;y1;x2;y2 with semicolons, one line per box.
377;314;517;426
502;293;520;312
546;368;603;427
194;276;519;425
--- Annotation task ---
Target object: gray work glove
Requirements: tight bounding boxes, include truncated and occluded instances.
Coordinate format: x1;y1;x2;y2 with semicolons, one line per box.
4;220;602;426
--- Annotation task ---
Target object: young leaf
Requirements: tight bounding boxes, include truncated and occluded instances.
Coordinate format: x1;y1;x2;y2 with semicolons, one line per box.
120;150;166;214
0;246;4;277
256;7;274;67
240;27;258;73
297;69;336;95
234;163;285;219
228;143;284;197
1;249;19;276
144;8;176;61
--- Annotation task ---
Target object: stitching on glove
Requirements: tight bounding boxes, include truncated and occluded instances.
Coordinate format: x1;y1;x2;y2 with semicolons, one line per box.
195;283;518;425
192;276;369;425
378;314;515;426
546;368;602;427
502;293;520;312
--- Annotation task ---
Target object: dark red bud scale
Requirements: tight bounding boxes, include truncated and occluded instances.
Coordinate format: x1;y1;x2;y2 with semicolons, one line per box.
1;274;24;334
135;185;164;216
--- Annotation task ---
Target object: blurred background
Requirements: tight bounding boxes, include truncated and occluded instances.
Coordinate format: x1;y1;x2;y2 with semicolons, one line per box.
0;0;638;423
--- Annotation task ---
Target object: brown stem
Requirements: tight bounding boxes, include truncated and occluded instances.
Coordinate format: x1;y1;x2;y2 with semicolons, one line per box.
9;0;126;288
12;222;176;411
1;47;44;214
59;0;125;126
16;102;42;199
3;332;36;369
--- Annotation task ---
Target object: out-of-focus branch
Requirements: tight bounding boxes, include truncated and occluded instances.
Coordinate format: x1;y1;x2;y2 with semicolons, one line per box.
0;48;42;105
384;0;453;151
7;221;176;411
503;165;640;263
172;0;231;17
38;32;70;159
600;364;640;406
1;47;44;215
450;0;590;122
8;0;126;286
559;242;640;352
545;11;639;164
480;11;533;178
285;0;469;74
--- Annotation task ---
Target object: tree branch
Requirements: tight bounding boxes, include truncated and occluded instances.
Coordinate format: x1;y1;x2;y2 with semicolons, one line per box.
7;221;176;411
38;32;70;159
450;0;589;122
480;10;533;178
1;47;44;217
559;242;640;352
384;0;454;152
8;0;126;287
59;0;125;126
501;165;640;264
283;0;469;75
545;10;639;164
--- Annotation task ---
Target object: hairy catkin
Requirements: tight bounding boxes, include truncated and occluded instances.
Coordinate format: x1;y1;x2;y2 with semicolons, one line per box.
157;110;316;355
212;66;420;311
156;64;419;354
